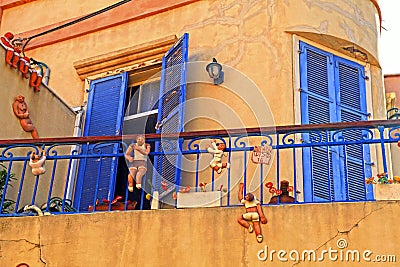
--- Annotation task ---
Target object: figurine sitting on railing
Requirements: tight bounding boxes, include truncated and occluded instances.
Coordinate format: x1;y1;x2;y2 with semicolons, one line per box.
207;139;230;174
1;32;21;69
125;135;151;191
267;180;295;204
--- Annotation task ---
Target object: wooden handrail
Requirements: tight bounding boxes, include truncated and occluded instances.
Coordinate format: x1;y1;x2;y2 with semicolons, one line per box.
0;119;399;146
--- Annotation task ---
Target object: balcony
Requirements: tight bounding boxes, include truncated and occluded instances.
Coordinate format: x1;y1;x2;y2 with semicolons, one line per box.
1;120;400;217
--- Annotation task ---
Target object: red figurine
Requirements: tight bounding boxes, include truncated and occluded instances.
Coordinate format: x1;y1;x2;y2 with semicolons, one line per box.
1;32;16;66
29;68;43;92
19;56;31;79
12;95;39;139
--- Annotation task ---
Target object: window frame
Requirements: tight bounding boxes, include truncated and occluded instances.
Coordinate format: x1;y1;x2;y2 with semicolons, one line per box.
293;36;375;202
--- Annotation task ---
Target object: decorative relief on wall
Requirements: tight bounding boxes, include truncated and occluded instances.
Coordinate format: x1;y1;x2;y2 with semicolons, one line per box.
12;95;39;139
1;32;43;92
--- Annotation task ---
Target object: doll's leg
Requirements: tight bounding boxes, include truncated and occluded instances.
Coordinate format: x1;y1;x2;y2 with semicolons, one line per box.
135;167;147;189
221;163;230;170
238;214;254;233
128;168;137;192
11;52;20;68
5;49;14;65
253;221;263;243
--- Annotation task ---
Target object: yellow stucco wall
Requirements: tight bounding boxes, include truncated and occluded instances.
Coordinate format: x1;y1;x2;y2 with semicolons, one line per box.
0;47;76;139
0;0;117;34
0;0;384;124
0;46;76;210
0;0;387;219
1;201;399;266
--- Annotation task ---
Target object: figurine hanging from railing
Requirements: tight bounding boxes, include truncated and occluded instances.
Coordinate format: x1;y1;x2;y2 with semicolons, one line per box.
207;139;230;174
29;150;46;176
125;135;151;191
237;182;268;243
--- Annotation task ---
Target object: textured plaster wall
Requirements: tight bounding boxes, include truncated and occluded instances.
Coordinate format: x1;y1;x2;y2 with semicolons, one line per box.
1;201;399;266
0;0;116;34
0;0;384;209
0;48;75;139
0;47;76;212
0;0;384;123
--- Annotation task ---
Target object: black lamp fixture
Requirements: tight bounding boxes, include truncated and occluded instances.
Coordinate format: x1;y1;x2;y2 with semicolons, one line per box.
206;58;224;85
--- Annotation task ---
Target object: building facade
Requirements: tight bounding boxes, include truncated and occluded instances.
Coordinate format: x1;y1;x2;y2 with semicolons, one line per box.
2;1;399;266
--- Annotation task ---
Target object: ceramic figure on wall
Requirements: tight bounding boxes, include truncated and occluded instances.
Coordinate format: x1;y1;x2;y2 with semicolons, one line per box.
12;95;39;138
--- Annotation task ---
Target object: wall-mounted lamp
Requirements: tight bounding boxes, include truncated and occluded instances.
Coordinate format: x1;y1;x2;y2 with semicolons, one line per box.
206;58;224;85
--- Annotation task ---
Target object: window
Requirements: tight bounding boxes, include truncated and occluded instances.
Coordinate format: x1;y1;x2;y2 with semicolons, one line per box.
74;34;189;210
123;80;160;135
299;41;373;202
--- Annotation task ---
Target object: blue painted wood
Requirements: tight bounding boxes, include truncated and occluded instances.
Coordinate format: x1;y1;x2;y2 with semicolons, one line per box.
299;41;371;202
153;33;189;199
334;56;372;200
300;41;337;202
74;73;128;211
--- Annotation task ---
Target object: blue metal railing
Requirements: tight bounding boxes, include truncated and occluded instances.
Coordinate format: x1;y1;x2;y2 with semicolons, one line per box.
1;120;400;217
387;107;400;120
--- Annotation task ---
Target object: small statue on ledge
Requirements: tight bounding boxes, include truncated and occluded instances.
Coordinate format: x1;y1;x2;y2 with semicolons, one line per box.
12;95;39;139
1;32;20;69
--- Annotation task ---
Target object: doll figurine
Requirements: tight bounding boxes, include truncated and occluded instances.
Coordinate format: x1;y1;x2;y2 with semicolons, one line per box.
125;135;151;191
1;32;17;67
237;183;268;243
29;151;46;176
207;139;230;174
29;67;43;92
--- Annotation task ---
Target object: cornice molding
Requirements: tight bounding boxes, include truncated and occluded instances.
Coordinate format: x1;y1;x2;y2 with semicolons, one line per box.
73;35;177;80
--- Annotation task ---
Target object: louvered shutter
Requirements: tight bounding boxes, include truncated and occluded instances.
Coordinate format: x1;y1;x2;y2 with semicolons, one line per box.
334;57;373;200
74;73;128;210
299;42;338;202
152;33;189;199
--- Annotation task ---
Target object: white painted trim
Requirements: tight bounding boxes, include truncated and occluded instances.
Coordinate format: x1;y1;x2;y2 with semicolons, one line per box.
292;35;304;202
124;109;158;121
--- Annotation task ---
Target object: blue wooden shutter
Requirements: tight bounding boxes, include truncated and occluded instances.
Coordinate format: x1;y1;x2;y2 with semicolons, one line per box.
153;33;189;199
299;42;339;202
74;73;128;210
334;57;373;200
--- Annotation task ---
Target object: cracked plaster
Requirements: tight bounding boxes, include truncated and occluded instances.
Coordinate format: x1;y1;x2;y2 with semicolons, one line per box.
1;202;400;266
